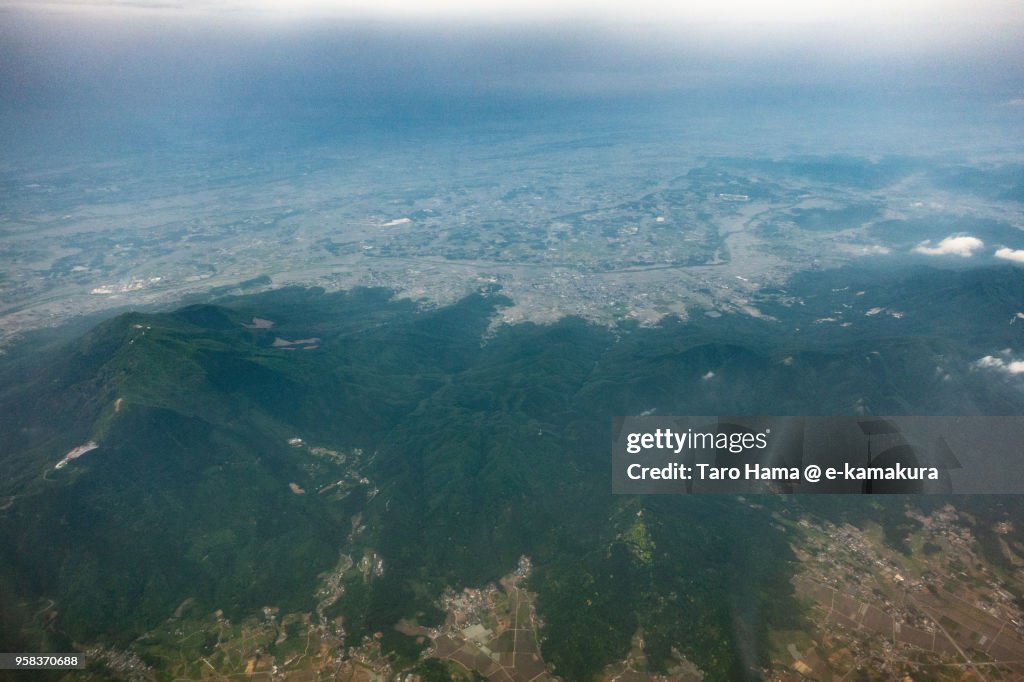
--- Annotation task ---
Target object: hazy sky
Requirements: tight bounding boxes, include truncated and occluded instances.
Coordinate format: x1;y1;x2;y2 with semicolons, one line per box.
1;0;1022;147
5;0;1023;28
3;0;1022;91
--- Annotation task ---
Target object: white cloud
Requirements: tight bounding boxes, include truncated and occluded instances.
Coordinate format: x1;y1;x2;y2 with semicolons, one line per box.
995;247;1024;264
972;350;1024;376
8;0;1024;34
702;371;715;380
913;235;984;257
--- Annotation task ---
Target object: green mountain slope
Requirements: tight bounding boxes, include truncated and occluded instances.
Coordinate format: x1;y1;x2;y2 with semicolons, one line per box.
1;266;1023;680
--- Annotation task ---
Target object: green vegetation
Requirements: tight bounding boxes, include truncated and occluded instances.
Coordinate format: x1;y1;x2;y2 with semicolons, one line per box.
415;658;485;681
0;263;1022;679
